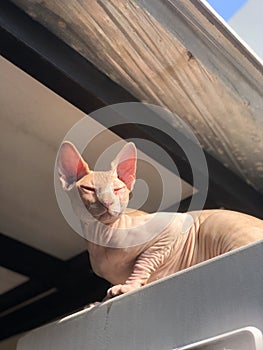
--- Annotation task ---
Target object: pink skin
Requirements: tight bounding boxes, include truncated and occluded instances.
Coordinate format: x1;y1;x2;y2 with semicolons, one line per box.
57;142;263;303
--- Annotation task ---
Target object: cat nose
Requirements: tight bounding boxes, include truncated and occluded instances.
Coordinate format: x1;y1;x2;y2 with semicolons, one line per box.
103;199;114;208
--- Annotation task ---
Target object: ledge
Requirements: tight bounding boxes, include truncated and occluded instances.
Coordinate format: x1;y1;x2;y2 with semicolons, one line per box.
17;240;263;350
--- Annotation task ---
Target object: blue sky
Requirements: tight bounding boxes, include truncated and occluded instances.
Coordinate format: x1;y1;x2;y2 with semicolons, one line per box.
206;0;248;20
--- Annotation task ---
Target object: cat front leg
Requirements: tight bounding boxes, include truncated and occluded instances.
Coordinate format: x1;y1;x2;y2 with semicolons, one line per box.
103;282;142;301
104;240;173;300
84;301;101;310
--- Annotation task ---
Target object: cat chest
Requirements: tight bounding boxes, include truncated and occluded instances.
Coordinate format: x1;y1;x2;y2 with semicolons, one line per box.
87;243;137;283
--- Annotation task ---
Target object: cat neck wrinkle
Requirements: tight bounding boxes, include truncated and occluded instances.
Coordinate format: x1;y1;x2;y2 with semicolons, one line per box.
82;212;191;249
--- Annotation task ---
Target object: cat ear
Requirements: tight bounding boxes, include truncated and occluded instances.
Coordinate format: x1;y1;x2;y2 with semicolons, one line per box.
111;142;137;191
57;141;90;190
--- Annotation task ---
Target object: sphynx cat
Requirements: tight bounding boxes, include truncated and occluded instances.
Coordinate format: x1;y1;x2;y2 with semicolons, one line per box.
57;141;263;301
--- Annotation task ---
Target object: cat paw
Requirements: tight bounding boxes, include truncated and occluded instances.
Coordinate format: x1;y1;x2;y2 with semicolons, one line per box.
83;301;101;310
105;283;141;300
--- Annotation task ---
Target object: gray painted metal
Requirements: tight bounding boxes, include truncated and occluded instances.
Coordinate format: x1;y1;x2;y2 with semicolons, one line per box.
17;240;263;350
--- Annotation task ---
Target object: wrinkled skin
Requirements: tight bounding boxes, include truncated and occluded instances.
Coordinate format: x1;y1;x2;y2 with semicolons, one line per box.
57;142;263;302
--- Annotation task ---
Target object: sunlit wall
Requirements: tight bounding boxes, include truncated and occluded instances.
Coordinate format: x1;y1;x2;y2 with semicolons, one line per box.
206;0;263;59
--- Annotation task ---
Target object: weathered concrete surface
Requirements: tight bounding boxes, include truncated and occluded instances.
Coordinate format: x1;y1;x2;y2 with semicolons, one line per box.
17;240;263;350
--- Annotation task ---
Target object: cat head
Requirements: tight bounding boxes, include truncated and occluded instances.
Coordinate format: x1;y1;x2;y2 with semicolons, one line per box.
57;142;137;224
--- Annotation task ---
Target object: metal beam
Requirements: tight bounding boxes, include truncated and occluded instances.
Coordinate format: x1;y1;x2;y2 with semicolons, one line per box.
0;234;66;282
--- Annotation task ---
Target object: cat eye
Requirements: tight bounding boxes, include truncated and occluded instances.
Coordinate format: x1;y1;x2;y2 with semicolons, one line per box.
114;187;125;192
80;185;95;192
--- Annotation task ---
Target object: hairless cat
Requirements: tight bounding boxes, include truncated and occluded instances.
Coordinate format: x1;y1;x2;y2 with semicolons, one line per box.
57;142;263;302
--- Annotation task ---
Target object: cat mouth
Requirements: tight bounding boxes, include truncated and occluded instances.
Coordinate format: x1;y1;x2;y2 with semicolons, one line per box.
93;209;121;223
108;211;120;218
90;208;112;217
86;203;120;221
102;209;120;217
85;205;106;218
92;209;107;218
